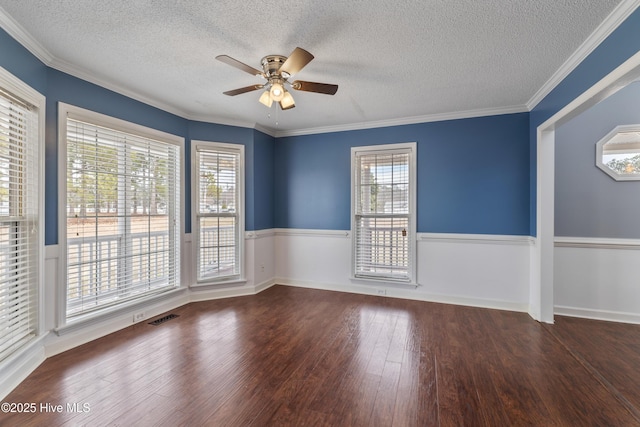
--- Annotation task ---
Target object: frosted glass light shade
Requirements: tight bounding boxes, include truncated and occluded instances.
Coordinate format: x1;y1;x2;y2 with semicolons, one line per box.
259;90;273;107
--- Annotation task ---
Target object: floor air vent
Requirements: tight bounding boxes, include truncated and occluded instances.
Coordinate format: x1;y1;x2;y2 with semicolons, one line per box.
148;314;179;325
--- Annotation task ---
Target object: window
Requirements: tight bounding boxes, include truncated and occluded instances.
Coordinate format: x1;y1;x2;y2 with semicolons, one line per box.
60;104;182;320
352;143;416;283
0;71;43;363
193;141;244;283
596;125;640;181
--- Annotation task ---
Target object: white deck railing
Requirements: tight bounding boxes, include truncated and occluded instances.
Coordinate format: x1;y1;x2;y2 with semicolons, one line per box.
66;226;237;314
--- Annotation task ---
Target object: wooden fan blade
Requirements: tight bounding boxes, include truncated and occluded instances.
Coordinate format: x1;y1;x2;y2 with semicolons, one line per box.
216;55;263;76
278;47;314;76
223;84;264;96
291;80;338;95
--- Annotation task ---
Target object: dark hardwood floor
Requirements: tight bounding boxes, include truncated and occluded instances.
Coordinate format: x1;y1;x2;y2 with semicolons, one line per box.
2;285;640;426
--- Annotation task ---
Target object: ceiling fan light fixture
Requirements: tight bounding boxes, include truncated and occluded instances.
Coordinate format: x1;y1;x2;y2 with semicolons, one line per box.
270;82;285;101
217;47;338;111
280;91;295;110
259;90;273;107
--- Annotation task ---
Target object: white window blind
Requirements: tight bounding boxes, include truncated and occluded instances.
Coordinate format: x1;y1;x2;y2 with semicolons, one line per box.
195;143;243;282
65;117;180;317
353;146;414;282
0;87;39;362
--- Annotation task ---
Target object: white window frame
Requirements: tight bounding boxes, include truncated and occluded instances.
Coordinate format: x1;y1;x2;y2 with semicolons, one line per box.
596;124;640;181
191;141;245;285
0;66;45;363
351;142;417;284
57;103;184;327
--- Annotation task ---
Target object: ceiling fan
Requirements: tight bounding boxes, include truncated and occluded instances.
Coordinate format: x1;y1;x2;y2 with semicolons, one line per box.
216;47;338;110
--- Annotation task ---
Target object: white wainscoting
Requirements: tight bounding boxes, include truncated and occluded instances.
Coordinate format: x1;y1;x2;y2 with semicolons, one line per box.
189;230;276;301
8;230;638;400
274;229;532;312
555;237;640;324
1;232;277;401
45;232;277;354
417;233;532;311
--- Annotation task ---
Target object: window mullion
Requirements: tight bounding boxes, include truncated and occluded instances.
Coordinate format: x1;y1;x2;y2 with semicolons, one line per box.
117;140;132;299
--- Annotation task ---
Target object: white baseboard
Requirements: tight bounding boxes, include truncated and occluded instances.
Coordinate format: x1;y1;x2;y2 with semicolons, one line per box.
276;278;528;313
8;228;534;400
555;305;640;325
255;278;277;293
189;278;277;302
48;279;277;357
45;292;189;357
4;278;277;399
275;229;531;314
0;335;47;401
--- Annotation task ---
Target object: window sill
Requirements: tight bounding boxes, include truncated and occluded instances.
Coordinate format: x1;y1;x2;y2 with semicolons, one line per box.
349;276;418;288
55;287;187;336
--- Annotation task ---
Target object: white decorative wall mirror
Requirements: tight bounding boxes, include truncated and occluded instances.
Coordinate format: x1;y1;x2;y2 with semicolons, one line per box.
596;125;640;181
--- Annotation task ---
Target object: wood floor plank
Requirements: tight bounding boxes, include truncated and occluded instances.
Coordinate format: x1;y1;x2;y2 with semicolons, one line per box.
442;309;517;426
548;316;640;412
2;285;640;426
369;360;402;426
305;327;383;424
430;305;486;426
489;309;640;426
391;348;438;427
475;309;555;426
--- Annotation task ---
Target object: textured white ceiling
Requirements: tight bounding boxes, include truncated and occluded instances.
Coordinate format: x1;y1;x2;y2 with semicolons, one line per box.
0;0;626;134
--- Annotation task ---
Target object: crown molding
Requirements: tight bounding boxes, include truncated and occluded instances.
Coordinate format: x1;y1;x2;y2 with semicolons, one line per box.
3;1;637;139
0;6;188;120
186;111;267;132
48;57;196;119
527;0;640;110
0;4;525;137
253;124;276;137
36;61;271;135
274;105;528;138
0;7;255;130
0;6;53;64
51;57;276;134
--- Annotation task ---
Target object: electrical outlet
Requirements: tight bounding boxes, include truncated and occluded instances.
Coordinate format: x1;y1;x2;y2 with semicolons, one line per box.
133;312;145;323
260;263;265;272
377;289;386;296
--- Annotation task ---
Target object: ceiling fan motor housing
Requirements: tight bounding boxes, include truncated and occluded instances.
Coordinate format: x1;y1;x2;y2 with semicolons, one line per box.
217;47;338;106
261;55;288;78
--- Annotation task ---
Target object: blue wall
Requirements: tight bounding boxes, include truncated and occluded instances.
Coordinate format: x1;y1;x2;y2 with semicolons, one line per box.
252;129;276;230
5;5;640;241
1;27;275;243
0;28;47;94
186;122;275;232
46;69;189;243
529;8;640;236
555;81;640;239
275;113;530;235
187;121;266;233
